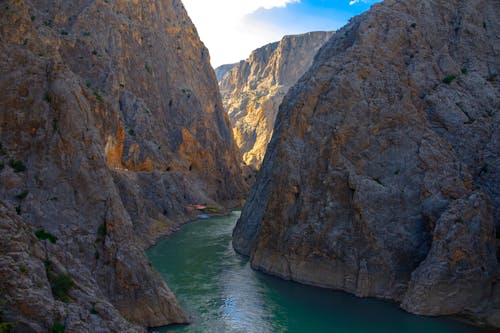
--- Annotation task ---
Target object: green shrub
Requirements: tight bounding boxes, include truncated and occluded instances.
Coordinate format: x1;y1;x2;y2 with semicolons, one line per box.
0;143;5;156
0;162;4;171
93;89;102;102
97;223;107;237
205;206;222;213
51;274;74;302
52;322;65;333
44;92;51;103
52;119;58;132
128;128;135;136
15;190;29;200
60;30;68;36
0;322;13;333
30;15;36;21
35;229;58;243
442;75;457;84
461;68;468;75
480;163;488;175
15;205;21;215
410;22;416;28
9;159;26;172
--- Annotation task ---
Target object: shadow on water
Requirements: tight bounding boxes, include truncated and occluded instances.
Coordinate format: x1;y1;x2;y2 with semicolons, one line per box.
147;212;487;333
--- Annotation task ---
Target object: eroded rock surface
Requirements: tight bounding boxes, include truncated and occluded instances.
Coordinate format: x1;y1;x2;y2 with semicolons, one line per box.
218;31;334;168
234;0;499;327
0;0;245;331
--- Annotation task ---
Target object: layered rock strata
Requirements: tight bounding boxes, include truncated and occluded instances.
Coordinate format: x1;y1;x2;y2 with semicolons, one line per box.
234;0;499;327
0;0;245;331
218;31;334;168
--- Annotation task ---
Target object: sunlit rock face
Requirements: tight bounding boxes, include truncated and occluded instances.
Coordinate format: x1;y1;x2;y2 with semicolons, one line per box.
0;0;246;331
234;0;499;328
218;31;334;169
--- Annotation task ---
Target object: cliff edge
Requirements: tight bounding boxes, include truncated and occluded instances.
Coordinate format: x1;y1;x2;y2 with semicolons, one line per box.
218;31;334;169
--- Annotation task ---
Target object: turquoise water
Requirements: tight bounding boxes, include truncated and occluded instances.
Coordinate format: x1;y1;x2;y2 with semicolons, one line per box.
147;212;486;333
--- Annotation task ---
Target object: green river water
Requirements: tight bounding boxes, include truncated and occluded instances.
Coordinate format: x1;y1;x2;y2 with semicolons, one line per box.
147;211;486;333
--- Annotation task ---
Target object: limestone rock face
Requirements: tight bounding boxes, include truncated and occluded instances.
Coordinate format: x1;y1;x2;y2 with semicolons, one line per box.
0;0;245;331
218;31;334;168
234;0;499;327
215;63;236;82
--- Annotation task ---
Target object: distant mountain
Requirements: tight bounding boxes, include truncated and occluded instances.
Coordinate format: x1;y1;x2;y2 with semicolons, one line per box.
217;31;334;168
215;63;236;81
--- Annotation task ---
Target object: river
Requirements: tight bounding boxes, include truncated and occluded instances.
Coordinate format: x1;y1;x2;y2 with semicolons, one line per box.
147;211;486;333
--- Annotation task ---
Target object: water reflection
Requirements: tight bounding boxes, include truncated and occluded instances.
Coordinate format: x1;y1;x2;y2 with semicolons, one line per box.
147;212;486;333
219;241;275;333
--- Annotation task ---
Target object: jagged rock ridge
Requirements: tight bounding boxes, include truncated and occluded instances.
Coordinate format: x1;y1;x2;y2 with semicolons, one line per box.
215;63;236;82
218;31;334;168
234;0;499;328
0;0;245;331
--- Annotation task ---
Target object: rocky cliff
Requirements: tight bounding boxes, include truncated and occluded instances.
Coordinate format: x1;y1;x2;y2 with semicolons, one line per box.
0;0;245;331
234;0;499;328
218;31;334;168
214;63;236;82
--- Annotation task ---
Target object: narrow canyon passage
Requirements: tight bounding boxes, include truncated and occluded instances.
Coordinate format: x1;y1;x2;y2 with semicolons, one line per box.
147;213;485;333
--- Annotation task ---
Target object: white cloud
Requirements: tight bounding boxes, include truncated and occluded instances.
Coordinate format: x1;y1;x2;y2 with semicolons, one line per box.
348;0;371;5
182;0;299;20
181;0;300;67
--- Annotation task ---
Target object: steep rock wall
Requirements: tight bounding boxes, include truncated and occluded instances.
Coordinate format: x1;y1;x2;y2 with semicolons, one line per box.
218;31;334;168
0;0;245;331
234;0;499;327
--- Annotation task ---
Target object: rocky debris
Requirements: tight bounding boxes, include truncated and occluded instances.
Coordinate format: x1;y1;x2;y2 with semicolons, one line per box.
234;0;499;328
0;0;245;330
218;31;334;168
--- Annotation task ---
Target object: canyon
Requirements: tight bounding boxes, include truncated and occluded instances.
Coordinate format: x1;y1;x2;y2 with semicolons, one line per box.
0;0;245;331
0;0;498;331
233;0;499;328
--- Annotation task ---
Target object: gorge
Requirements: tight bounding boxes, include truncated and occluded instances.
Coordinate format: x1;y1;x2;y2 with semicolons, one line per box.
0;0;498;332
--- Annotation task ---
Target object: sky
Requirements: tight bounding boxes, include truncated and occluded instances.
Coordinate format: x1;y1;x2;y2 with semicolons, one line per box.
181;0;381;68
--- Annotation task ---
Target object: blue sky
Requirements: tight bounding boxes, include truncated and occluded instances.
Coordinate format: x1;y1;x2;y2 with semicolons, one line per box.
181;0;381;67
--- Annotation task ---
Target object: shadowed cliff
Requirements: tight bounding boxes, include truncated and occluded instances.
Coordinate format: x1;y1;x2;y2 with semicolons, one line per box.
0;0;245;331
234;0;499;328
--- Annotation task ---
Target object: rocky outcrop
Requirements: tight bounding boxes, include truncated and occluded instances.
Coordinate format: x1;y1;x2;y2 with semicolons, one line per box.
0;0;245;331
234;0;499;328
218;31;334;168
215;63;236;82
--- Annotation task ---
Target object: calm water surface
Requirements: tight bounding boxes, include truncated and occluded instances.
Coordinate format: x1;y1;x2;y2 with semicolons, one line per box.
147;212;486;333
